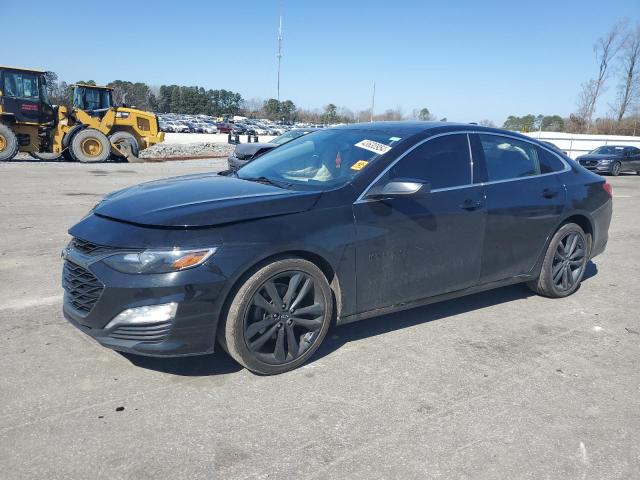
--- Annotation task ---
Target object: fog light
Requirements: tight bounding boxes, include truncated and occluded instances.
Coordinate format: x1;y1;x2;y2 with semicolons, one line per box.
105;302;178;329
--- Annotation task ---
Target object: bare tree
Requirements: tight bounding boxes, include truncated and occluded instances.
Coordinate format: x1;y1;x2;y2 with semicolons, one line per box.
479;119;496;127
614;25;640;121
578;22;626;129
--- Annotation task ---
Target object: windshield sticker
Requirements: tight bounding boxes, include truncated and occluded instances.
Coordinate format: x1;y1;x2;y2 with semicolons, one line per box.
389;136;401;142
355;139;392;155
350;160;369;171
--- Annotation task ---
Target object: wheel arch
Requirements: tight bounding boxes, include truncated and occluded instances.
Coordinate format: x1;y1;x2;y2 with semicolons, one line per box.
62;124;87;149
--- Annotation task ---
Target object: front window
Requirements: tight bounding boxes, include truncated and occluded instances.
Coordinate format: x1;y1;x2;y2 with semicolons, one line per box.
237;129;403;190
2;71;40;100
591;146;624;155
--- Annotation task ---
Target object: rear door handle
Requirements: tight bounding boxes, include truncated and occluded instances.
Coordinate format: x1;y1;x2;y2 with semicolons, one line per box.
459;199;483;211
541;188;559;199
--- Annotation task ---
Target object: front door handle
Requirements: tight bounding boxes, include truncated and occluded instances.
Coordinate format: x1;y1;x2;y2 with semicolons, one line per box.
541;188;559;199
459;199;483;211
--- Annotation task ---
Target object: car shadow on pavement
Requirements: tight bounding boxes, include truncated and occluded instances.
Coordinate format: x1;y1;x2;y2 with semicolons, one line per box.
120;350;242;376
119;261;598;376
310;261;599;365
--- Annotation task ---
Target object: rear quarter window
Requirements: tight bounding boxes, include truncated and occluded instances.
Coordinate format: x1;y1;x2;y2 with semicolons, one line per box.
536;146;566;173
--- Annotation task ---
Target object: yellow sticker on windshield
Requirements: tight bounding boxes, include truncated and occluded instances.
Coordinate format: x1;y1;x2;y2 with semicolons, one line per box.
351;160;369;171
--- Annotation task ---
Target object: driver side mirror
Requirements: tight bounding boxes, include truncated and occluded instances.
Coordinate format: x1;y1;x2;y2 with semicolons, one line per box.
365;180;430;200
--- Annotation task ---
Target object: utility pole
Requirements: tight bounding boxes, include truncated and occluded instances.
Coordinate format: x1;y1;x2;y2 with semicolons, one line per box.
277;16;283;101
370;81;375;122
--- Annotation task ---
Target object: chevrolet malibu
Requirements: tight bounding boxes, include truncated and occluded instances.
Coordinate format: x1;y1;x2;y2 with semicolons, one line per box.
62;122;612;375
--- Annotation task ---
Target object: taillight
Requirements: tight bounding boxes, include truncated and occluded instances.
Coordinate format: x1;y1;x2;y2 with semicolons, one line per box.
602;182;612;197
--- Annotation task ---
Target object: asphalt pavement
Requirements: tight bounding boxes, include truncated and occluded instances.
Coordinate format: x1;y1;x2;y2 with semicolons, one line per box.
0;159;638;479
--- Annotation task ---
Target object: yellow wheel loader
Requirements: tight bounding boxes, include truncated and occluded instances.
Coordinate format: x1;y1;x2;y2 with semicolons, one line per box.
0;66;164;163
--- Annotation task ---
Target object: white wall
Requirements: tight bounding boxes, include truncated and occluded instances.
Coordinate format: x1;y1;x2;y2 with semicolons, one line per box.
522;131;640;159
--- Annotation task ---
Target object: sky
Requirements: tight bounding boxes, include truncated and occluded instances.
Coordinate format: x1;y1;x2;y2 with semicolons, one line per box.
3;0;640;124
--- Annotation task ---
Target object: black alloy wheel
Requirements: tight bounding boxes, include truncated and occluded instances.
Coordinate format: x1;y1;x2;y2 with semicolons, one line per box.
527;223;589;298
550;231;586;292
221;258;333;375
244;271;324;364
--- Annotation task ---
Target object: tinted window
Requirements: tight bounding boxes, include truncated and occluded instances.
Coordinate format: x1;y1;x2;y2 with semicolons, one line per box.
3;71;40;99
537;146;566;173
479;134;540;181
388;134;471;189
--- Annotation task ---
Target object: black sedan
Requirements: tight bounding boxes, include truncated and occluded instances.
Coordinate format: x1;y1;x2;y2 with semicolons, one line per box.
62;122;612;374
576;145;640;176
227;128;317;171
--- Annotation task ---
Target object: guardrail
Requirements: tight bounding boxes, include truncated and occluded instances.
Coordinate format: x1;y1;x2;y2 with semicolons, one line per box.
523;132;640;159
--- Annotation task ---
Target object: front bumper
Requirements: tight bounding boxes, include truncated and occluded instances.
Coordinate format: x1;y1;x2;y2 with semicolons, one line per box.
62;246;228;357
579;163;613;174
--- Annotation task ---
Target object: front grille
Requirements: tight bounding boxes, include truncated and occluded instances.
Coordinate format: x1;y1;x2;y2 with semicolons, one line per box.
580;160;598;167
110;321;172;343
62;261;104;315
72;237;114;255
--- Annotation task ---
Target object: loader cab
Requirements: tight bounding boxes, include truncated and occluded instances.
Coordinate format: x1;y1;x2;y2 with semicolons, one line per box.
0;66;55;124
72;84;113;114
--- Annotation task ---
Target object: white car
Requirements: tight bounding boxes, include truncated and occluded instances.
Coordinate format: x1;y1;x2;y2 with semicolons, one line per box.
201;124;218;134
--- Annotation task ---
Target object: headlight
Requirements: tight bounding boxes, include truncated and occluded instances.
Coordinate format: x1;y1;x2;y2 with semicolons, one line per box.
102;247;217;274
598;159;612;164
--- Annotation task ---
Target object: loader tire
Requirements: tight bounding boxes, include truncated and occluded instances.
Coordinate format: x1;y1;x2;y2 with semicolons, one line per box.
69;129;110;163
30;152;62;161
109;131;139;162
0;124;19;162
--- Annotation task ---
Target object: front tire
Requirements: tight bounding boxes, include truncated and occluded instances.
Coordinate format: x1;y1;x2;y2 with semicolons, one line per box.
221;258;333;375
0;124;19;161
527;223;589;298
109;131;139;162
610;161;621;176
69;128;110;163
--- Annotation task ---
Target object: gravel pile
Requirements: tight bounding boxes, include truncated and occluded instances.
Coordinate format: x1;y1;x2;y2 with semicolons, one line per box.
139;142;234;159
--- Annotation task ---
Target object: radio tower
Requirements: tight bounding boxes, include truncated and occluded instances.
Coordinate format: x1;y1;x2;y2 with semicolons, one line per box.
277;15;283;101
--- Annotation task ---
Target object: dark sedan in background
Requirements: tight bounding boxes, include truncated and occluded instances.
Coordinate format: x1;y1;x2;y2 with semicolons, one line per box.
62;122;612;375
576;145;640;176
227;128;317;170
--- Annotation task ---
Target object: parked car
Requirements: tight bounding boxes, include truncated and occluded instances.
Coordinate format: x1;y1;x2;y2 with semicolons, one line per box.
216;122;233;134
227;129;317;170
576;145;640;176
62;123;612;375
201;123;218;134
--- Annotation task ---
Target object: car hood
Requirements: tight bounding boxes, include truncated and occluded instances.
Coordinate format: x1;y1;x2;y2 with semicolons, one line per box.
93;173;321;228
577;153;622;161
235;142;278;158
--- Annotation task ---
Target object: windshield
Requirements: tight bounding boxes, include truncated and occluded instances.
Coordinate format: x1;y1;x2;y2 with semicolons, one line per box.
237;129;403;190
592;146;624;155
270;130;308;145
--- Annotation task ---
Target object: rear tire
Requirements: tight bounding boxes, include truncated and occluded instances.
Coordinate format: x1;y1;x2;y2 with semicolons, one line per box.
220;257;333;375
527;223;589;298
69;128;110;163
109;131;139;162
0;124;19;161
29;152;62;161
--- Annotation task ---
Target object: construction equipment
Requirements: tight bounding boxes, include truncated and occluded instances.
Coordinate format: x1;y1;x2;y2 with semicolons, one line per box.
0;66;164;163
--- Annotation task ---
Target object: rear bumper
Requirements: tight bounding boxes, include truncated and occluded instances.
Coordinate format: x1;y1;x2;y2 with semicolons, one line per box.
590;199;612;259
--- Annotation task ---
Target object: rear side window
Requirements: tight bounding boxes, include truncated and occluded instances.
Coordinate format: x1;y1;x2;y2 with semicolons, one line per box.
537;147;566;173
388;134;471;189
479;134;540;181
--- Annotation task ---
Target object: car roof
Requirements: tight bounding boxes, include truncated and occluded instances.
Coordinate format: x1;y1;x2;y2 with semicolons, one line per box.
332;121;535;140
